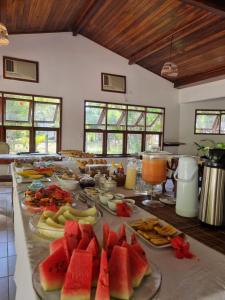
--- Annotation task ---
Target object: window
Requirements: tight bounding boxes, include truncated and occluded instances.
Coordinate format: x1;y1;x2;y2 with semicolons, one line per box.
195;110;225;135
0;92;62;154
84;101;165;156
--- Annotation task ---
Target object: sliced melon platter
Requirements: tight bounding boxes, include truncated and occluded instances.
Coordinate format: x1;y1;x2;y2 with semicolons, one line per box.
29;205;101;239
33;221;161;300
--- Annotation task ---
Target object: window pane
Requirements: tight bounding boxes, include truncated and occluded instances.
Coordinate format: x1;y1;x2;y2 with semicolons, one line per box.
108;104;126;109
34;97;60;104
5;100;31;124
146;113;163;132
35;131;57;154
128;105;145;111
220;115;225;134
107;133;123;154
85;101;106;107
107;110;126;130
34;103;60;127
85;132;103;154
145;134;160;150
3;93;32;100
127;134;142;154
6;130;30;154
127;111;145;131
147;107;164;113
196;114;219;134
85;107;106;129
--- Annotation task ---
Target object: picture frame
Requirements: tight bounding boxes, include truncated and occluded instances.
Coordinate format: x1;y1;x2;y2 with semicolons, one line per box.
101;72;126;93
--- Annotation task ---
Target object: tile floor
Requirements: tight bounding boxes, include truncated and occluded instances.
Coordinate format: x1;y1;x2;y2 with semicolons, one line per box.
0;187;16;300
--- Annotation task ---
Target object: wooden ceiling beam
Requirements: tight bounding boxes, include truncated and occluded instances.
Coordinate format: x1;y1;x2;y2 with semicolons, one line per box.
128;14;211;65
174;66;225;88
180;1;225;18
72;0;105;36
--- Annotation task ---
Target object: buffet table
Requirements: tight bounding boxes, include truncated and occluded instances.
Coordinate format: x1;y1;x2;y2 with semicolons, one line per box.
12;166;225;300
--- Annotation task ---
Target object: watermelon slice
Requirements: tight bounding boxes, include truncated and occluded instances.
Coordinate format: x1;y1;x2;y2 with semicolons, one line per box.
105;230;118;258
130;232;138;245
79;223;94;240
64;221;81;256
95;249;110;300
39;245;68;291
117;224;127;245
122;242;148;287
102;223;110;249
49;237;64;254
61;250;93;300
131;243;151;275
87;237;100;286
77;235;91;250
109;245;133;300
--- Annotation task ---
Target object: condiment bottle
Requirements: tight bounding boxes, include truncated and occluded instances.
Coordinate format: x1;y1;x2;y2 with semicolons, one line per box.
125;158;137;190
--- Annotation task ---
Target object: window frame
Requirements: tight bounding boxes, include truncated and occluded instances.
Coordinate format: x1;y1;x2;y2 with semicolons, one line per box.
0;91;62;153
84;100;165;156
194;109;225;135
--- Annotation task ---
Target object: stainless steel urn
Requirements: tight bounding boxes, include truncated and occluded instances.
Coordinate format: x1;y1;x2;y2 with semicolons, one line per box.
199;149;225;226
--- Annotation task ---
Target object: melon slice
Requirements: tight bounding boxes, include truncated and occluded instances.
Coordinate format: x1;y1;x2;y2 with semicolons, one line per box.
102;223;110;249
79;223;94;240
39;245;68;291
49;237;64;254
117;224;127;245
61;250;93;300
109;245;133;300
131;243;151;275
95;249;110;300
130;232;138;245
122;242;148;287
64;220;81;256
77;235;91;250
106;230;118;259
87;237;100;286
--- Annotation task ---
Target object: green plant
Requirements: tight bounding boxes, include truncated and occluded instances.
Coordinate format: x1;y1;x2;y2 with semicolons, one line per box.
194;139;225;158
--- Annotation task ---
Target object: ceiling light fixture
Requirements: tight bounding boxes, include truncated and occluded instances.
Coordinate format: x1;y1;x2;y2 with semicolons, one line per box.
0;23;9;46
161;34;178;78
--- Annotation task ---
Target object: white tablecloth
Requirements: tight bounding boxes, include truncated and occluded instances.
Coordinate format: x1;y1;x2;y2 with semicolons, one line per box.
12;165;225;300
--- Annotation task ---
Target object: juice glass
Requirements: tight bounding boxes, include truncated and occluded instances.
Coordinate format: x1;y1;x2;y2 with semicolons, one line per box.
142;152;168;207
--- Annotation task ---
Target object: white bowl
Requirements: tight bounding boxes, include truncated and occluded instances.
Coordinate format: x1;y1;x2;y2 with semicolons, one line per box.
58;179;79;191
99;193;114;205
123;198;135;205
107;199;123;211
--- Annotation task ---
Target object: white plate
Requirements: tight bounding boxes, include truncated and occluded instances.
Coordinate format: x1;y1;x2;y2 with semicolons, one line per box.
159;197;176;205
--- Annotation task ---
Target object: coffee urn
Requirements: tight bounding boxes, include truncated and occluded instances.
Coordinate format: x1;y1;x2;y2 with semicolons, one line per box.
199;149;225;226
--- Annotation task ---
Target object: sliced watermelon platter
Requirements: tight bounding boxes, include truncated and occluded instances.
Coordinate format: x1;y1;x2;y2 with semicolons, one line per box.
33;221;161;300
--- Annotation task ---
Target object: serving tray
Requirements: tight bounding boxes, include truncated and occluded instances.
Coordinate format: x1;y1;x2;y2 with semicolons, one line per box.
126;218;181;249
32;255;161;300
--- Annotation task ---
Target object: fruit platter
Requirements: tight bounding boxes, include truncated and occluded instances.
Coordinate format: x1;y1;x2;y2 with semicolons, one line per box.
16;167;54;182
29;205;101;239
32;222;161;300
22;185;73;213
82;188;136;217
127;217;180;248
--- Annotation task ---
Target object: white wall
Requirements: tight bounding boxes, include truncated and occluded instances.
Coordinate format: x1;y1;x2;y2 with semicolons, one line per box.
0;33;179;151
179;98;225;155
179;78;225;103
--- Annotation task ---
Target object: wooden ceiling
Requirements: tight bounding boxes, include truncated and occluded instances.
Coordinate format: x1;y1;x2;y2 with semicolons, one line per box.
1;0;225;88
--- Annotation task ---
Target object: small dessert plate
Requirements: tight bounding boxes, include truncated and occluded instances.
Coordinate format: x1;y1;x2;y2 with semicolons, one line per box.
159;197;176;205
